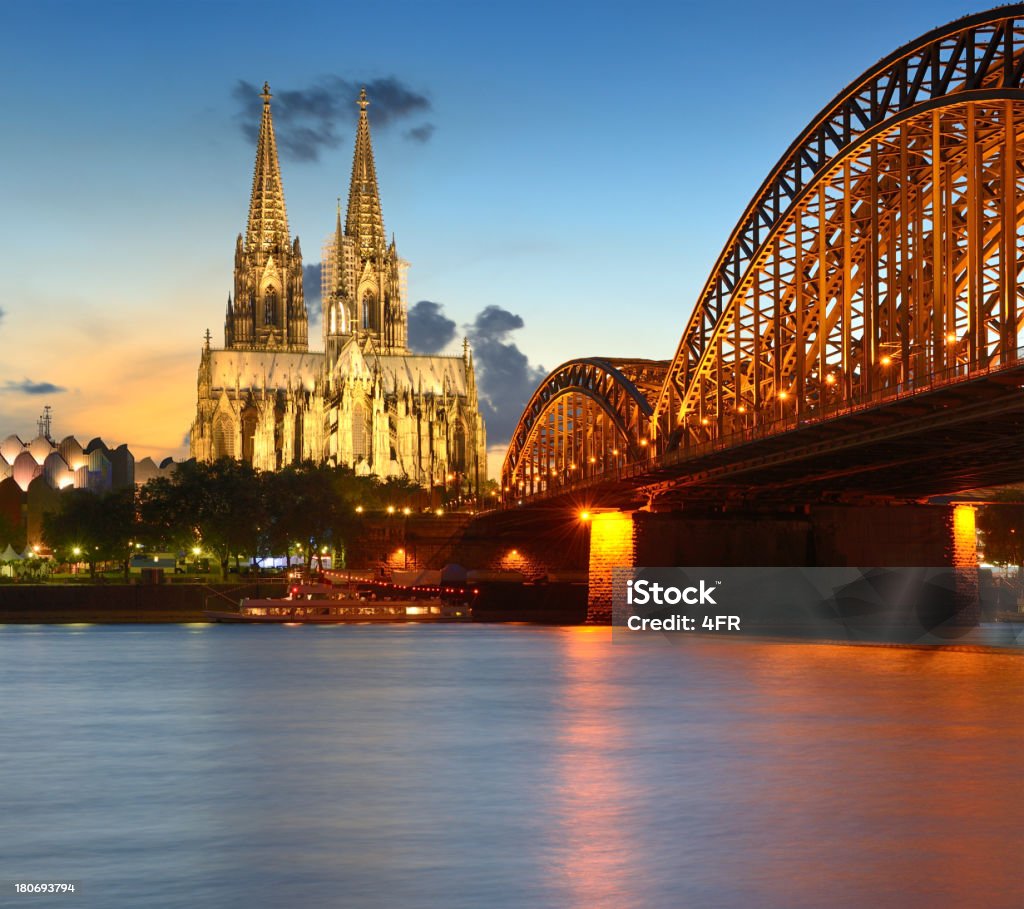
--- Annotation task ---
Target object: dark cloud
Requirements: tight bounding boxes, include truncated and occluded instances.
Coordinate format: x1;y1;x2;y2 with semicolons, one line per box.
233;76;433;162
303;263;322;331
466;306;546;446
404;123;435;144
181;430;191;448
408;300;456;354
2;379;67;395
0;307;5;324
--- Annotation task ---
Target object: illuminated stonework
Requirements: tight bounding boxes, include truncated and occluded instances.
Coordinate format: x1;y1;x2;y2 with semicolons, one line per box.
191;85;486;493
586;510;636;623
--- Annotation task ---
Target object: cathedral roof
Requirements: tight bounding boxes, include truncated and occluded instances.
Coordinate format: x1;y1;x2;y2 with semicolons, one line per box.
246;82;290;254
208;349;323;392
345;88;386;257
370;354;469;397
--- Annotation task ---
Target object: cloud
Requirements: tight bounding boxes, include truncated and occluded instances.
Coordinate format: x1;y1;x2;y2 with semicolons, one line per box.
232;76;433;162
404;123;435;143
0;307;5;324
408;300;456;353
2;378;68;395
303;263;322;331
466;306;546;446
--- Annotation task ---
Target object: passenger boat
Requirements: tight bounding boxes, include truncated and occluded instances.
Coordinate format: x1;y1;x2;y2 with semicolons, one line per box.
205;580;472;624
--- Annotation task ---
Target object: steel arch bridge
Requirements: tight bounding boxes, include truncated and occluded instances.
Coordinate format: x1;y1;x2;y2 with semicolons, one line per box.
502;358;666;497
502;6;1024;503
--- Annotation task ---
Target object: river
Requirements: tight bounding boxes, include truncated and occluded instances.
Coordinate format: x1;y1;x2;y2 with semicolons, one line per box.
1;624;1021;908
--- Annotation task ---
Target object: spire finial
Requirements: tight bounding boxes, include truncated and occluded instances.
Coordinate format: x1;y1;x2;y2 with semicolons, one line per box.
204;328;212;350
346;85;385;254
246;79;290;252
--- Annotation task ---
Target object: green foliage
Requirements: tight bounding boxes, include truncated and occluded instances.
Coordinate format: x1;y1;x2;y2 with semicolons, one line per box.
42;486;138;577
977;489;1024;568
0;510;25;551
40;459;433;580
480;478;501;505
139;458;264;577
14;556;52;581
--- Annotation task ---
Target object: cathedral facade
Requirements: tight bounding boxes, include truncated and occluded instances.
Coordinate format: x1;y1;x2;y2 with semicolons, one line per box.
191;85;486;496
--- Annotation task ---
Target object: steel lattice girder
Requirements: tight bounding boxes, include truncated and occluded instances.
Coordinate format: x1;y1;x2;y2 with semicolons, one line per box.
501;358;658;492
656;6;1024;443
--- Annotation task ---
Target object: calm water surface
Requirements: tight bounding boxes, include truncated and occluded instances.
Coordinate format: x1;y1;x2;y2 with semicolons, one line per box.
1;624;1021;908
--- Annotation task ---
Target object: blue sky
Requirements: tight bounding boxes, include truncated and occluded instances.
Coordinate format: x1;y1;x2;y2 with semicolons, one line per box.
0;0;980;466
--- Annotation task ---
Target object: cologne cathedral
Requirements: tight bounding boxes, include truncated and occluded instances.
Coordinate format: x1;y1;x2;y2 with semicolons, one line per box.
191;84;486;495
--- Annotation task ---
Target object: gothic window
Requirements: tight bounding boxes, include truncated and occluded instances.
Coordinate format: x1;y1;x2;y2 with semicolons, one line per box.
264;288;278;325
293;409;304;465
213;415;235;460
362;291;375;330
352;402;368;461
241;408;258;464
452;422;467;472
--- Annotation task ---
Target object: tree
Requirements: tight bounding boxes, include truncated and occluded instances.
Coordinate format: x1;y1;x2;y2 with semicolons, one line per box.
42;487;138;579
139;459;265;578
0;511;25;551
977;490;1024;573
264;463;352;571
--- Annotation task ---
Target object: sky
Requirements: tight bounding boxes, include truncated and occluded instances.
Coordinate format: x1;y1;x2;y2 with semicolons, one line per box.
1;0;983;476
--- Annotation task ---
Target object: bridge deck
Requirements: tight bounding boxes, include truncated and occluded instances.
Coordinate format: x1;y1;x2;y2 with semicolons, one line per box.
508;364;1024;510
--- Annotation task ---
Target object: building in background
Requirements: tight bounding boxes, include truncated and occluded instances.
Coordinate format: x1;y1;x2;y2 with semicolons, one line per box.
190;85;486;498
0;409;177;548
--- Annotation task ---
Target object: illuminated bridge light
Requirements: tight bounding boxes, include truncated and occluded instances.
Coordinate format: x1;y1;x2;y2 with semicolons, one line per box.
587;510;637;623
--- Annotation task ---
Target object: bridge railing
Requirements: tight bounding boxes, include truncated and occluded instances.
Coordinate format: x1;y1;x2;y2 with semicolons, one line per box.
502;347;1024;506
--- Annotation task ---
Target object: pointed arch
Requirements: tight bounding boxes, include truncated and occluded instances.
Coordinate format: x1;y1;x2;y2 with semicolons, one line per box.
241;406;259;464
213;414;235;460
352;400;369;461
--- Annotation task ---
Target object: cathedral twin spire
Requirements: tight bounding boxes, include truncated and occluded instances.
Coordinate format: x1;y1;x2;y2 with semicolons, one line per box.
246;83;290;253
345;88;387;258
225;82;307;352
227;81;402;356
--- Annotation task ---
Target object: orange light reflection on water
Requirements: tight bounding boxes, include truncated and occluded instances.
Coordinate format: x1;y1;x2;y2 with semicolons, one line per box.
546;626;647;909
542;631;1024;908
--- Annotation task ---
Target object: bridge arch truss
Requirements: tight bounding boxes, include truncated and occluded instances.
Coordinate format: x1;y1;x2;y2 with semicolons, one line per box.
501;358;664;498
655;7;1024;449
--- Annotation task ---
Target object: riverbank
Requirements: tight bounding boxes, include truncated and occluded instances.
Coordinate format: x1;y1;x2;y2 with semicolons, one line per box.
0;582;285;623
0;580;590;624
